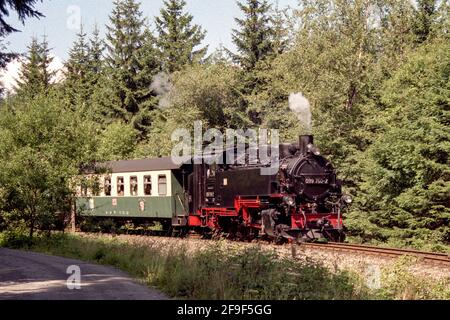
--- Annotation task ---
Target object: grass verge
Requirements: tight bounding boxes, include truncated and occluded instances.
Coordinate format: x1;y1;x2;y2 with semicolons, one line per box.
0;231;448;300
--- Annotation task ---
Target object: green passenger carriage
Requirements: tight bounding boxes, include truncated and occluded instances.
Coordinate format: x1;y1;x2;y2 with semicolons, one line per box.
76;157;189;228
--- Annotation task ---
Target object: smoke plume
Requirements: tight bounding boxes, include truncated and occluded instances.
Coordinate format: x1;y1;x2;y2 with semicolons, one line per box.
288;92;312;134
150;72;173;108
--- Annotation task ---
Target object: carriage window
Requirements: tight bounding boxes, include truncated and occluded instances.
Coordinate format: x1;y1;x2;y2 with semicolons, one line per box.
104;177;111;196
158;175;167;196
144;175;152;195
80;178;89;197
130;176;138;196
117;176;124;196
92;179;100;196
81;181;88;196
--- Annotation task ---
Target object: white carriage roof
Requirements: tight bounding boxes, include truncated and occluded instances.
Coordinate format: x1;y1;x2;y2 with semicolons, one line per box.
94;156;183;173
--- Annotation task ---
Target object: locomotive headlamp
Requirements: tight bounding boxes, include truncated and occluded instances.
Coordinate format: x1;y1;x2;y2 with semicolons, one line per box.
342;194;352;204
283;195;295;206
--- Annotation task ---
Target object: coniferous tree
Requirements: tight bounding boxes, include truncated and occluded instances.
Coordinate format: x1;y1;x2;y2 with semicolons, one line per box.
0;0;44;68
413;0;438;43
349;39;450;246
39;36;54;87
64;24;91;108
15;36;54;98
270;4;289;55
230;0;275;71
104;0;159;135
228;0;279;125
0;0;43;35
155;0;207;73
87;24;104;83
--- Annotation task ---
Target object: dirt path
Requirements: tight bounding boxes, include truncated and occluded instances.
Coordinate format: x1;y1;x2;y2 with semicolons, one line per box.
0;248;168;300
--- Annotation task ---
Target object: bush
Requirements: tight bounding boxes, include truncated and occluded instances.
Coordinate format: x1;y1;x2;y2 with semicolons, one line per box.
0;230;32;248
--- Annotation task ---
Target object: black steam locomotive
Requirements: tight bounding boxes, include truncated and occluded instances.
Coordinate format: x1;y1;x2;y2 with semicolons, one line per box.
77;135;350;243
187;135;350;242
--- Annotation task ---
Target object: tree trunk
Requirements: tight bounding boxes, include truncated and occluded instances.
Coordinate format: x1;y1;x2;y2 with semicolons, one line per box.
28;213;35;244
71;202;76;233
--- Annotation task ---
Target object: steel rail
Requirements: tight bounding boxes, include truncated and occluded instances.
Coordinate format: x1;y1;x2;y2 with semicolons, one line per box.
301;242;450;264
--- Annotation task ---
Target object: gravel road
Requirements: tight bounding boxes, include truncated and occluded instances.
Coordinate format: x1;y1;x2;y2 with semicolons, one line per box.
0;248;168;300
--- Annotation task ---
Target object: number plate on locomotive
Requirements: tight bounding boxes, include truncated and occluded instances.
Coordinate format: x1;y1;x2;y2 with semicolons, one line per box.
304;177;329;184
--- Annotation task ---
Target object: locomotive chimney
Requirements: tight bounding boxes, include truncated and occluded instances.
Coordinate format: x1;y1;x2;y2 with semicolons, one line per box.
299;135;313;154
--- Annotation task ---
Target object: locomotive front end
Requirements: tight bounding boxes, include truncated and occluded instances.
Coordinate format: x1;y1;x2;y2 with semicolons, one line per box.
275;135;350;242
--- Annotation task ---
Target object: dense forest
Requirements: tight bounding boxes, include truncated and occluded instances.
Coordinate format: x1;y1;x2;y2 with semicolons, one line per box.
0;0;448;250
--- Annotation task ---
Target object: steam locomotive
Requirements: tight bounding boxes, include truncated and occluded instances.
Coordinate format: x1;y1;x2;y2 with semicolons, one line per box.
76;135;350;242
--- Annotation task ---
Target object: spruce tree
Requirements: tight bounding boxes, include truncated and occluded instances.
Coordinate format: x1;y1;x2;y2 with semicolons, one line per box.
64;24;91;108
413;0;437;43
104;0;159;135
0;0;44;68
230;0;275;71
39;36;54;88
15;36;54;98
0;0;43;35
155;0;207;73
88;24;104;81
271;4;289;55
351;39;450;246
228;0;279;125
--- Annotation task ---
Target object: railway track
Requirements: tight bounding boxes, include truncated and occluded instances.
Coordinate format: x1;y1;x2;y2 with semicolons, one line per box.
79;231;450;267
301;242;450;266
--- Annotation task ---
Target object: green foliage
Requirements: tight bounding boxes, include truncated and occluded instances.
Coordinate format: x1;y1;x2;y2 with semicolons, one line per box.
166;64;249;129
0;0;43;69
135;64;249;158
154;244;362;300
155;0;207;73
377;256;450;299
0;0;43;36
413;0;439;43
15;36;54;98
229;0;288;124
63;24;104;115
104;0;159;136
97;121;138;160
0;229;33;248
230;0;276;71
350;38;450;245
0;92;98;238
1;0;449;251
